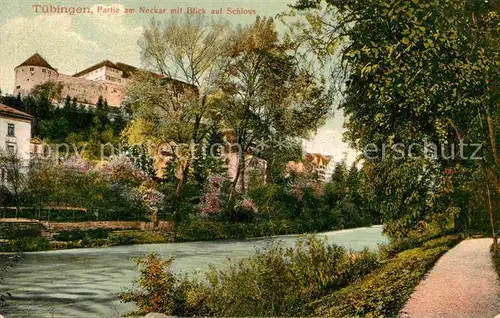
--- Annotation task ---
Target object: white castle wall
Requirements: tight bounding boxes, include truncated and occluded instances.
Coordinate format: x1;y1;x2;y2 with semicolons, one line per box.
78;66;124;85
14;65;59;96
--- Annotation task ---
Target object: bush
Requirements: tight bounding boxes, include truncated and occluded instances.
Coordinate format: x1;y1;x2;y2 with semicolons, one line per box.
108;230;167;245
54;229;87;241
121;235;380;317
175;219;228;242
313;234;462;317
0;237;52;252
202;236;379;317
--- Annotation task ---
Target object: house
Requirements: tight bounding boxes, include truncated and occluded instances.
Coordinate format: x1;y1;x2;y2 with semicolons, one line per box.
286;152;333;182
0;103;33;186
305;153;333;181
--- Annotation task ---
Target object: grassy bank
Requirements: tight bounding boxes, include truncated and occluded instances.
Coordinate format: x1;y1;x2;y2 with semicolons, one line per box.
313;234;462;317
120;233;462;317
0;229;171;252
174;217;370;242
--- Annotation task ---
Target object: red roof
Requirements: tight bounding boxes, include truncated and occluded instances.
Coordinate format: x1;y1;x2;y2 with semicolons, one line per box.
306;153;333;165
0;103;33;120
16;53;57;72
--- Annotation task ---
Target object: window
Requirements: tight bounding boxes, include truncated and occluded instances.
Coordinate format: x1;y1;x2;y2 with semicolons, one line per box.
7;144;15;154
16;85;21;89
30;67;35;72
48;70;51;75
7;123;15;137
42;68;46;73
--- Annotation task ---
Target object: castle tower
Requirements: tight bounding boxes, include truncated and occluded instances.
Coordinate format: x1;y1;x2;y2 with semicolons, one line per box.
14;53;59;96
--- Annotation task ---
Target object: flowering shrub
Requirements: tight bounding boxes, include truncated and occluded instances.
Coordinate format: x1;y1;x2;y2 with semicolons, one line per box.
93;155;148;185
140;187;165;211
23;155;162;221
200;175;225;215
235;198;258;213
290;184;304;201
61;156;92;173
288;180;325;202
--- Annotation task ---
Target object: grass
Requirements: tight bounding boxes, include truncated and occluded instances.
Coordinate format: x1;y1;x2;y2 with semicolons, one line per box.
312;234;462;317
121;233;463;317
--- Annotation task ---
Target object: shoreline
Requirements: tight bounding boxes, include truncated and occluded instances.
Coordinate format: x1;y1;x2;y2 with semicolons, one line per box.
2;225;385;254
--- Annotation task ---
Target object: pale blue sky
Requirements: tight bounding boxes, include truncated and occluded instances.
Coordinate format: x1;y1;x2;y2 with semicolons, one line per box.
0;0;357;164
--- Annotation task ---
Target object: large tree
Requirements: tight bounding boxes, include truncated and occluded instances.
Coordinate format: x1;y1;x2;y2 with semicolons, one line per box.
286;0;499;237
216;17;332;195
125;15;232;205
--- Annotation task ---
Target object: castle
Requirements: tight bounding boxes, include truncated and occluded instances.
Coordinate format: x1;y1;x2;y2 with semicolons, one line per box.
13;53;151;107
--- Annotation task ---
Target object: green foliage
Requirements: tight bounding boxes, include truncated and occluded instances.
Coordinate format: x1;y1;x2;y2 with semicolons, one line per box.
108;230;167;245
18;156;159;221
286;0;500;238
121;236;379;317
0;89;126;159
0;237;51;252
313;234;462;317
51;230;167;249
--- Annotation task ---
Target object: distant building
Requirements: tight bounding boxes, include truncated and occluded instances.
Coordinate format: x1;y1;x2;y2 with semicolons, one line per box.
286;152;333;182
305;153;333;181
13;53;158;108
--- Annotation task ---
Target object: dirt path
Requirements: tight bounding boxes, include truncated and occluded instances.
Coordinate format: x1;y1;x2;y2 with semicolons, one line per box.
400;238;500;318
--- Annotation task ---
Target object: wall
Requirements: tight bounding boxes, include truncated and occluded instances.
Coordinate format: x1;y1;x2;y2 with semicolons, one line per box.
14;66;59;96
41;220;173;232
77;66;125;85
13;66;126;108
0;115;32;161
58;74;125;107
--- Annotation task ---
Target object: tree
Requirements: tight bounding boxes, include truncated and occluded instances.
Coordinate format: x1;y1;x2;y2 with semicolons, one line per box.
126;15;232;219
286;0;499;237
216;17;332;196
0;150;27;210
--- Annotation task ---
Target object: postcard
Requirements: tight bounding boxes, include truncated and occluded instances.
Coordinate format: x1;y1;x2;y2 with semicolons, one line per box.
0;0;499;317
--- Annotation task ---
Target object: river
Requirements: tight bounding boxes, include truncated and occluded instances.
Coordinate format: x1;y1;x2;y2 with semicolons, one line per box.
1;225;387;317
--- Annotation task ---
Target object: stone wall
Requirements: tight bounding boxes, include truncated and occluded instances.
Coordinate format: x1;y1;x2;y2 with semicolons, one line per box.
14;65;59;96
58;74;125;107
41;220;173;232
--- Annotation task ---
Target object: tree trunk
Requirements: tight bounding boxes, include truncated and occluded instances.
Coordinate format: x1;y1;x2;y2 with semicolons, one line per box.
487;183;497;252
229;154;244;203
486;114;500;169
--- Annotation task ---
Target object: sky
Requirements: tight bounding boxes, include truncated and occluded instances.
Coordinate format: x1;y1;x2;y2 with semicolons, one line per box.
0;0;358;166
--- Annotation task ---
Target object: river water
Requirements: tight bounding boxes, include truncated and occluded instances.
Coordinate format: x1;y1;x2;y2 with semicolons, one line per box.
1;225;387;317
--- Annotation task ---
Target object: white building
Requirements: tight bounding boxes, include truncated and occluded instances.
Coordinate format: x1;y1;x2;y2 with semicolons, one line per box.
0;103;33;185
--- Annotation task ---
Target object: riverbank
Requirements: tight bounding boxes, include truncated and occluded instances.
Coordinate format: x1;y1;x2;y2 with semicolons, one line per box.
1;226;388;317
0;229;172;253
1;217;374;252
121;232;463;317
